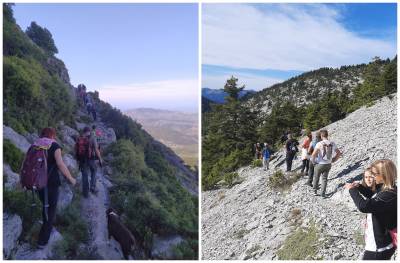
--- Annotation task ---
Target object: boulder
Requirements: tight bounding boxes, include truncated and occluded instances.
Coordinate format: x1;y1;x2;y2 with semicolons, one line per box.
151;235;184;259
59;125;79;147
25;133;39;144
4;164;20;190
3;125;30;153
62;154;78;176
3;213;22;259
15;229;63;260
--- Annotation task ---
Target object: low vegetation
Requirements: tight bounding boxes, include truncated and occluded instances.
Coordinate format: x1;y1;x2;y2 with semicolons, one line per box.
277;222;320;260
251;159;263;167
268;170;302;191
106;139;198;258
4;139;24;172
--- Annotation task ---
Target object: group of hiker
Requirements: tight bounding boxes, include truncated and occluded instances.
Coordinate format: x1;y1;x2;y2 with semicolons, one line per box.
255;129;397;260
19;85;104;249
77;84;97;121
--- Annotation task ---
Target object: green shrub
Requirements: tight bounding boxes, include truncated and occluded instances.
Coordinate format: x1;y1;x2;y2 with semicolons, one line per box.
53;193;89;259
251;159;263;167
268;170;302;191
277;222;319;260
107;139;198;259
3;189;41;235
224;172;239;188
3;139;24;172
172;239;198;260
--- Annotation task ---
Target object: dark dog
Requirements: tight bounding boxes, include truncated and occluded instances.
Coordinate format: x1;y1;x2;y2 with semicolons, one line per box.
106;208;139;260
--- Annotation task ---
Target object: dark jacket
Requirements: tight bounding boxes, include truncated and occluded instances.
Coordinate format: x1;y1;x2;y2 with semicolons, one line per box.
349;184;397;250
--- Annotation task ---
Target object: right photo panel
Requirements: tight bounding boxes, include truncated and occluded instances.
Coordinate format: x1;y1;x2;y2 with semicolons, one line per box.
202;3;397;261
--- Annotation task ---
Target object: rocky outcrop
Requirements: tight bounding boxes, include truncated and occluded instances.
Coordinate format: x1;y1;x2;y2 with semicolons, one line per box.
151;235;184;259
4;164;20;190
202;95;396;260
3;125;30;153
3;213;22;259
59;124;79;148
15;229;63;260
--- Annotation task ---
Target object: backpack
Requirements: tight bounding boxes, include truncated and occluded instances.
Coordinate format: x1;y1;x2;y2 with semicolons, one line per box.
20;138;54;221
289;141;298;153
321;142;333;161
389;228;397;248
20;145;51;190
76;136;94;161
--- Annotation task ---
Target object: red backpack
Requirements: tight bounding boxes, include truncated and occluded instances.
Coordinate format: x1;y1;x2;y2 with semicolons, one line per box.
76;136;94;161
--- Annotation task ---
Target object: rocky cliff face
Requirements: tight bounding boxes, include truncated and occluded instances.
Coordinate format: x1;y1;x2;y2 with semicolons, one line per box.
202;95;396;260
244;62;388;114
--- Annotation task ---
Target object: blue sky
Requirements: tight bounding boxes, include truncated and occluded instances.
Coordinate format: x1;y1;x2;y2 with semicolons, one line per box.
202;3;397;91
13;3;198;112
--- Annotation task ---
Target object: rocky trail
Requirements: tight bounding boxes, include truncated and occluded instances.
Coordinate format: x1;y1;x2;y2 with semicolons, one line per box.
202;95;397;260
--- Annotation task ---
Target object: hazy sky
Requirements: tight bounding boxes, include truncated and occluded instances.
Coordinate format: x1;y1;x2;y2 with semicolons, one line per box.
13;3;198;112
203;3;397;91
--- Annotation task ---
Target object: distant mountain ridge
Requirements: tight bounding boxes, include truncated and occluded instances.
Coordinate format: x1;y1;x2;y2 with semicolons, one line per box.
243;59;392;114
202;87;256;104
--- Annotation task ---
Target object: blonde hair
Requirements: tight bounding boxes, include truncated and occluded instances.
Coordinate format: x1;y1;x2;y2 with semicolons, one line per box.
370;159;397;191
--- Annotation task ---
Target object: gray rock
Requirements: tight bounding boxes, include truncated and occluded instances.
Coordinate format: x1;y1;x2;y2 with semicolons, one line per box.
4;164;20;190
15;229;63;260
3;213;22;259
63;154;78;176
3;125;30;153
151;235;184;259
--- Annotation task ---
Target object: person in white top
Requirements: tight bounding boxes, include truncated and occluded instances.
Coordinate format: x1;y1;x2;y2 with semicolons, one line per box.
310;129;342;198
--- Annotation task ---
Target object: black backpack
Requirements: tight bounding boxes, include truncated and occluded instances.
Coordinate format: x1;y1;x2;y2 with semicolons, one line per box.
288;141;298;153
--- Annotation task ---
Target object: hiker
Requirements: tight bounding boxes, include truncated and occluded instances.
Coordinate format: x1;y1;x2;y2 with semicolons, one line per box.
285;134;299;172
361;167;377;193
300;131;312;175
280;131;289;144
305;131;321;187
32;128;76;248
345;160;397;260
262;143;270;171
311;129;342;198
254;143;262;160
76;126;103;197
78;84;86;107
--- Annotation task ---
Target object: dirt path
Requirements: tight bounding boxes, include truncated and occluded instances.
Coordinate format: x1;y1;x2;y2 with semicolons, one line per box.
80;165;124;259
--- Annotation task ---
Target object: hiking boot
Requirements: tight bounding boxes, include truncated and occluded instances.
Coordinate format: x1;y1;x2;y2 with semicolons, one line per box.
305;182;313;187
314;191;319;196
90;188;98;195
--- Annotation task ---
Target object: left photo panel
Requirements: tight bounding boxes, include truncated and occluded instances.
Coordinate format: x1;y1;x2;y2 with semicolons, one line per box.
3;3;198;260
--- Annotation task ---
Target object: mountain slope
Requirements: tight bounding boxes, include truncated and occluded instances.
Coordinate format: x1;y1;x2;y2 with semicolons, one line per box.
3;4;197;260
244;60;391;114
202;95;396;260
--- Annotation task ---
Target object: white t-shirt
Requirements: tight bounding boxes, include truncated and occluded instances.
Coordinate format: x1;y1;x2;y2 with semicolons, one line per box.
315;139;337;164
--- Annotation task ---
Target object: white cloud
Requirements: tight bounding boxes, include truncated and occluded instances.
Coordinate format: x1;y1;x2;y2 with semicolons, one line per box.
203;4;396;71
202;72;283;91
98;79;198;112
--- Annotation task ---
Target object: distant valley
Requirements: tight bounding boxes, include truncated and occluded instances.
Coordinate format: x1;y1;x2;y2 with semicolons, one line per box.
125;108;198;168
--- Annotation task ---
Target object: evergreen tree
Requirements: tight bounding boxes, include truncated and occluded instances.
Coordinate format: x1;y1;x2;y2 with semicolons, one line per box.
26;21;58;55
